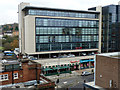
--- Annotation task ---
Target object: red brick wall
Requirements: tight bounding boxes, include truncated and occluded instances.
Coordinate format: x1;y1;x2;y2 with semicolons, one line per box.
95;55;119;88
38;75;55;90
1;70;23;85
37;82;55;90
118;60;120;89
1;61;41;85
22;62;41;82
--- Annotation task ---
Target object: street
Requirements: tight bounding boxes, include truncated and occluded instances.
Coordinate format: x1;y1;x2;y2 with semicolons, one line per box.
57;74;93;89
46;69;94;89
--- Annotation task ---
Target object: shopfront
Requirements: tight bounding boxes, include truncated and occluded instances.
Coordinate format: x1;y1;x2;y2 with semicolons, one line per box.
80;59;94;69
70;60;79;70
42;65;71;76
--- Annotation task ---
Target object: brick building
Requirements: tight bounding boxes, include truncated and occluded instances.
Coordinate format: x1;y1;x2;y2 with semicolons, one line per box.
84;52;120;89
95;52;120;89
0;60;41;85
0;60;55;89
0;70;23;85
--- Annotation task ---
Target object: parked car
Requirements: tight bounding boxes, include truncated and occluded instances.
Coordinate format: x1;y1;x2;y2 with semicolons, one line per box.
91;52;95;55
88;52;95;56
52;55;57;58
23;55;28;59
4;51;14;56
82;53;86;56
81;71;92;76
28;56;38;60
67;54;75;57
58;54;67;58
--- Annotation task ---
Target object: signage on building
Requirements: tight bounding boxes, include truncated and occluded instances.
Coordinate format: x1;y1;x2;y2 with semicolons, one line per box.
70;60;79;63
74;66;76;69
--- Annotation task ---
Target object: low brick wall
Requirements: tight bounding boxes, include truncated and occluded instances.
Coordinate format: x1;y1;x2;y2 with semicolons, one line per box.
37;82;55;90
38;75;55;90
40;75;53;82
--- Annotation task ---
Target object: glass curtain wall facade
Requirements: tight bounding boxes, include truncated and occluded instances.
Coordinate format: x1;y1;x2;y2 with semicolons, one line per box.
24;9;100;52
35;18;99;52
26;9;98;19
89;4;120;53
118;5;120;50
102;5;120;52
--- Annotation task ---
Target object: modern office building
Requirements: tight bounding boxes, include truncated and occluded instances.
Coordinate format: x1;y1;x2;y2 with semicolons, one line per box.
89;2;120;53
18;2;102;58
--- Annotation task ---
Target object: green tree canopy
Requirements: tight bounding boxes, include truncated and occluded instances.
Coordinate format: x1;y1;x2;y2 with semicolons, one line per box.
2;35;19;50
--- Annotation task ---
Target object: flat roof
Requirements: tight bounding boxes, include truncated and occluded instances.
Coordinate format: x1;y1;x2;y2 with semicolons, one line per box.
0;60;20;72
84;81;104;89
3;60;19;65
1;60;20;65
22;6;100;14
31;55;94;66
97;52;120;59
0;80;48;88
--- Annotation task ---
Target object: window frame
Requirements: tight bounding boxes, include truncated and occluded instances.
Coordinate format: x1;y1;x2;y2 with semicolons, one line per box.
0;74;9;81
13;73;18;79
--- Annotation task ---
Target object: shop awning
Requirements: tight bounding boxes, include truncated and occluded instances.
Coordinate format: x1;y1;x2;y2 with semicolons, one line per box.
43;68;53;71
60;66;70;69
89;59;94;62
80;59;94;63
52;67;60;70
52;66;70;70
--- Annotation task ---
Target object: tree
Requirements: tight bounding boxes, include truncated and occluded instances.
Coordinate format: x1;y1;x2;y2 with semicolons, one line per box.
2;35;19;50
15;26;18;31
10;27;13;30
10;39;19;50
4;42;12;50
0;47;4;50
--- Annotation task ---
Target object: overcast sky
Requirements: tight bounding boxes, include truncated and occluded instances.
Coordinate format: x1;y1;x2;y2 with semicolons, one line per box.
0;0;119;25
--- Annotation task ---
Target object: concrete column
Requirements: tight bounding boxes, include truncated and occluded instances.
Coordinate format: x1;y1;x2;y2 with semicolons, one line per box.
49;54;51;58
50;44;51;50
38;54;39;59
118;1;120;5
61;44;62;50
89;43;91;49
18;2;30;54
71;44;72;50
79;64;81;70
96;6;102;53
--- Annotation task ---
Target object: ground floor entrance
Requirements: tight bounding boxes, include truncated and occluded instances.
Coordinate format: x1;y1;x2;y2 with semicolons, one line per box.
42;59;94;76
